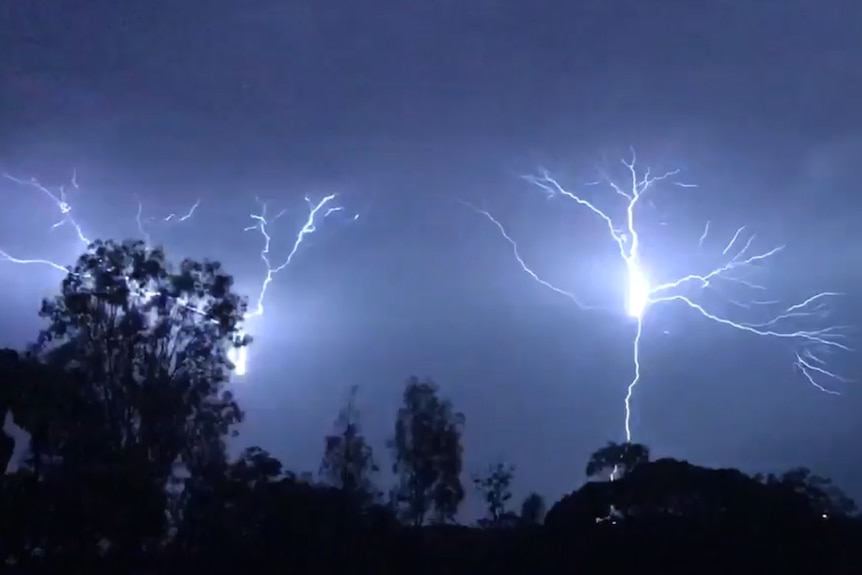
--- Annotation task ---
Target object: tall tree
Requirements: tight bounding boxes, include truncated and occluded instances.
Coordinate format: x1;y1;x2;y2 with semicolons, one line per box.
388;377;465;526
22;239;248;556
319;385;379;506
520;492;546;525
586;441;650;480
473;461;515;527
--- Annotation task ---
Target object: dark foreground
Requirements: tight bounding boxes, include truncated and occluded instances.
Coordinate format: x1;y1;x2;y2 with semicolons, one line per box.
4;517;859;574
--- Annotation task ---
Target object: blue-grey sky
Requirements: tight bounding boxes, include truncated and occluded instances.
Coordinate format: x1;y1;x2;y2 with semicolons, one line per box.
2;1;861;510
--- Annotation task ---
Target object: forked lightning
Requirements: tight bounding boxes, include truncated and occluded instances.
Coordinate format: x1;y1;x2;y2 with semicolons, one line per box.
467;150;851;444
1;171;351;378
228;195;349;375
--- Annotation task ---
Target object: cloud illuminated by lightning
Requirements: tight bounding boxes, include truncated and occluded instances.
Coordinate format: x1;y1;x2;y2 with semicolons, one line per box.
1;171;355;379
467;149;851;445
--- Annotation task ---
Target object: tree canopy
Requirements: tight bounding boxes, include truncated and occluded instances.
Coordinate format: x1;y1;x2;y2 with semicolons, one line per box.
389;377;466;526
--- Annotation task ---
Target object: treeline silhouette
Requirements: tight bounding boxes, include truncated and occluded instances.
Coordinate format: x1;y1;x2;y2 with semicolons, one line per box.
1;240;859;574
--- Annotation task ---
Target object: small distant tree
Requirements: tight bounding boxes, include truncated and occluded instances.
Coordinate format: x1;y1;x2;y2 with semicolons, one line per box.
474;461;515;527
520;492;546;525
319;385;379;506
586;441;650;480
388;377;465;526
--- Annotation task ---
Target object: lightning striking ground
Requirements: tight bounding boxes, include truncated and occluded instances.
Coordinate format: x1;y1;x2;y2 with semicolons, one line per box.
1;171;352;378
469;151;851;444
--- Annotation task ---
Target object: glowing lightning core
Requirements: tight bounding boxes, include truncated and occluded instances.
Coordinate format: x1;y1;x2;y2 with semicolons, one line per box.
469;150;851;444
625;264;649;320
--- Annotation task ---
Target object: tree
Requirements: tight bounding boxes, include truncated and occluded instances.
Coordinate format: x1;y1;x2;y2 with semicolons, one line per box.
175;445;285;559
319;385;379;506
0;349;22;473
762;467;858;518
19;239;248;558
585;441;650;479
34;239;246;463
520;492;546;525
473;461;515;527
0;428;12;473
388;377;465;526
231;446;285;486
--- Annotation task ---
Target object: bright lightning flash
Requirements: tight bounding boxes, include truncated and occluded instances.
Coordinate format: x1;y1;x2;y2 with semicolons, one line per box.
626;265;649;320
469;151;851;444
0;172;204;327
1;172;355;379
227;196;351;375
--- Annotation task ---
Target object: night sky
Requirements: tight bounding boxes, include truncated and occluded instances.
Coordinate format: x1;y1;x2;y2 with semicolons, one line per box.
2;1;861;513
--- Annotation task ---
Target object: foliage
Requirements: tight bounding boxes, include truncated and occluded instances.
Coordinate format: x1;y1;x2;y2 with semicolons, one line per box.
585;441;651;479
388;376;466;526
520;492;546;525
33;239;247;474
756;467;858;518
0;240;248;562
473;461;515;527
319;385;380;507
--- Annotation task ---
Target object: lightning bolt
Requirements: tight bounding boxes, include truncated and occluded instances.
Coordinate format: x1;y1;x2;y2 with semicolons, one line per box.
0;172;226;371
1;171;202;269
468;149;851;449
1;172;90;269
2;171;357;379
227;195;354;376
136;198;201;247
